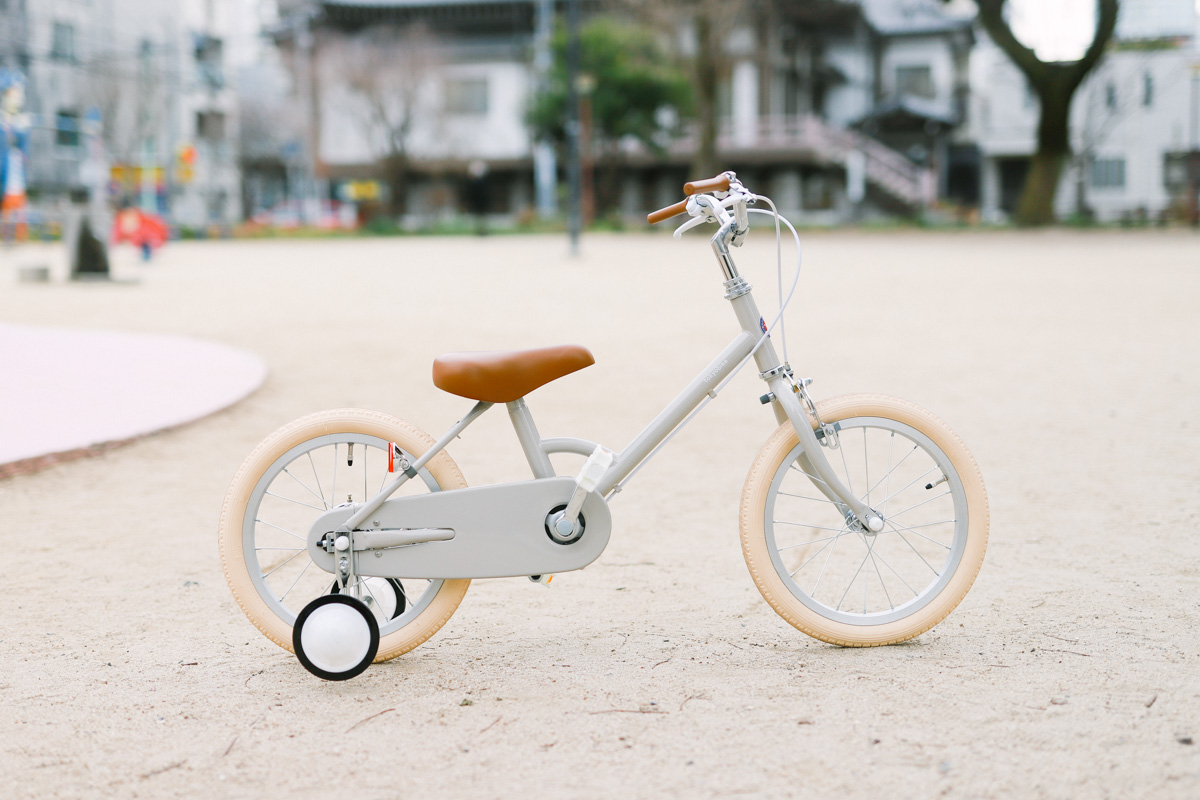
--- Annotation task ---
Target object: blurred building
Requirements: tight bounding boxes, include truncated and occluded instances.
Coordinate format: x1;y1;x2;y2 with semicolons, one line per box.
5;0;244;229
972;0;1200;222
271;0;985;225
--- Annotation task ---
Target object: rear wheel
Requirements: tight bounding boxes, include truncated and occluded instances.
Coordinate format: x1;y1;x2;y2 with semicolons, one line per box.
740;395;988;646
218;408;470;661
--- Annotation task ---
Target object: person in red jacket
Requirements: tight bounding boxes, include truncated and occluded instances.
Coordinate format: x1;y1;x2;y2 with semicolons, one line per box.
112;205;168;261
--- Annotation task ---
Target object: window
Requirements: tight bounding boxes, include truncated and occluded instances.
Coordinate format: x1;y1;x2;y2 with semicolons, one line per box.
51;22;75;62
1163;153;1190;190
444;77;488;115
55;110;80;147
1143;71;1153;107
1091;158;1125;189
895;65;934;99
194;35;224;90
196;111;226;141
1105;82;1117;110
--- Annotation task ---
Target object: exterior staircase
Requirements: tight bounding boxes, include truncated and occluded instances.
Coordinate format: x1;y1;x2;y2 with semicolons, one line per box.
666;114;935;211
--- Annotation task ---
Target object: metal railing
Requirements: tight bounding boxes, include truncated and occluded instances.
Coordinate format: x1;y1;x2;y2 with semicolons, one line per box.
666;114;935;208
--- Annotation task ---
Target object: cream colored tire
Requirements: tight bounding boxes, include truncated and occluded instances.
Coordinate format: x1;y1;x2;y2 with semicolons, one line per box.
218;408;470;662
740;394;988;646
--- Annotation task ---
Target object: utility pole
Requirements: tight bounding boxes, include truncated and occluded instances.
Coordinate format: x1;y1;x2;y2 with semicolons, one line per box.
294;10;318;226
533;0;557;219
565;0;581;254
138;39;157;214
1189;63;1199;226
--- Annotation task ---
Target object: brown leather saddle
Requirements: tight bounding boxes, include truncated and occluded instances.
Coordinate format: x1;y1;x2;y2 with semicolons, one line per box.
432;345;594;404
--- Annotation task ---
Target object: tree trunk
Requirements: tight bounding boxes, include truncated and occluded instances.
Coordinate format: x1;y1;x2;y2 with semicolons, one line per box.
1015;82;1071;225
1016;151;1065;225
692;12;719;178
383;153;408;217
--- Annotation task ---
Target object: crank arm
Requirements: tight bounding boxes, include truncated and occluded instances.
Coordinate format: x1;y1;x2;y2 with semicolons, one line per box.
353;528;454;550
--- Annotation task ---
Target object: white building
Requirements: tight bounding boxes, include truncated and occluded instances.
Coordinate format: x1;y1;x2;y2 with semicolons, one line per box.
13;0;247;228
973;0;1200;222
272;0;983;225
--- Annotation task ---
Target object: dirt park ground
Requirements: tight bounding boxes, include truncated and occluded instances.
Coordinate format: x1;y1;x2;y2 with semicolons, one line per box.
1;229;1198;798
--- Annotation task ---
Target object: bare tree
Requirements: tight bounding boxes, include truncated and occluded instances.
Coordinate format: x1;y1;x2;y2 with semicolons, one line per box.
325;24;443;215
973;0;1119;225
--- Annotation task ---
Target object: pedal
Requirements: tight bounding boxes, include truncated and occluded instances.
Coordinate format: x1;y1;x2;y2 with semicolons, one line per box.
561;446;614;524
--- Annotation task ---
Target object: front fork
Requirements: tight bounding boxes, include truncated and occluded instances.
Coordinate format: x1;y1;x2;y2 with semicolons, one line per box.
765;370;884;533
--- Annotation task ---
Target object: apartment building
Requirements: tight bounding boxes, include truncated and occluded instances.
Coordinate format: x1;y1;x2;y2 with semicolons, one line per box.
5;0;244;228
972;0;1200;222
273;0;983;224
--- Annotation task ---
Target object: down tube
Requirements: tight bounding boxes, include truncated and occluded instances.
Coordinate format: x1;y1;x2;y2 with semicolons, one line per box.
596;331;758;496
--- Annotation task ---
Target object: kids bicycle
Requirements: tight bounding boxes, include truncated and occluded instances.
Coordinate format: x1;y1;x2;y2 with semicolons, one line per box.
218;172;989;681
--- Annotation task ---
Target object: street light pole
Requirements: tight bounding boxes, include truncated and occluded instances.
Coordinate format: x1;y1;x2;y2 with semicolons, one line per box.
565;0;582;255
533;0;557;219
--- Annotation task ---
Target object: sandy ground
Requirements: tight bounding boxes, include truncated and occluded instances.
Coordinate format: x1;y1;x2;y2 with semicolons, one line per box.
0;229;1198;799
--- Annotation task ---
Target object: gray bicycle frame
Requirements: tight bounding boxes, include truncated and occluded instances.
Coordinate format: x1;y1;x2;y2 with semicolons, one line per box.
341;197;875;534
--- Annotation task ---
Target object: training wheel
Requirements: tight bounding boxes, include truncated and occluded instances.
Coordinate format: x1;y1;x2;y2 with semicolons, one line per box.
330;577;407;622
293;594;379;681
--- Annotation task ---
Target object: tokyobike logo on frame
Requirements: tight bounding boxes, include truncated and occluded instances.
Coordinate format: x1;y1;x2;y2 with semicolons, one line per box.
705;358;729;383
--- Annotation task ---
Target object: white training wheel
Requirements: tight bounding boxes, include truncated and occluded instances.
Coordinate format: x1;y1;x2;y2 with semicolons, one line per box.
292;594;379;681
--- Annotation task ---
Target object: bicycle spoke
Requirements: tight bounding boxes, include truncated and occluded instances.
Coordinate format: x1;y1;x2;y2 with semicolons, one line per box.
255;546;304;551
809;527;845;594
869;545;918;598
279;560;313;603
263;491;325;512
886;521;942;575
792;527;849;578
283;467;328;509
838;439;855;498
887;490;951;520
360;578;384;614
836;546;872;611
778;533;841;551
307;451;326;508
789;463;844;497
877;522;954;549
872;465;938;509
868;546;894;610
777;490;838;504
261;548;305;579
774;520;854;534
859;441;918;507
331;444;339;506
255;518;306;541
862;429;869;505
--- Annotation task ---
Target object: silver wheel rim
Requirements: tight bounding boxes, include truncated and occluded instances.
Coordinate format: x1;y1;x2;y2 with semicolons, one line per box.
764;417;968;626
241;432;444;637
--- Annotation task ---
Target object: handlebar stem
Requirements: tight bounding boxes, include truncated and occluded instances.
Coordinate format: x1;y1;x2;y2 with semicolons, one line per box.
710;219;739;281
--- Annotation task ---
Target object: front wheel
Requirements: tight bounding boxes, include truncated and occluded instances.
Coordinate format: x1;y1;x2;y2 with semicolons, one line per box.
218;408;471;662
740;394;988;646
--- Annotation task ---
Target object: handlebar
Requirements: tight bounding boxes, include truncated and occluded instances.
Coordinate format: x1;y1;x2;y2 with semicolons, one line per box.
647;173;733;224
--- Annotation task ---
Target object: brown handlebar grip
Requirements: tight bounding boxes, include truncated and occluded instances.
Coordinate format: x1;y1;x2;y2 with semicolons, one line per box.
647;198;689;224
683;174;731;196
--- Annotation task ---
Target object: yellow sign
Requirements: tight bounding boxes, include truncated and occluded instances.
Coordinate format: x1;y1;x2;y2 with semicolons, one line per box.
341;180;382;201
110;165;165;186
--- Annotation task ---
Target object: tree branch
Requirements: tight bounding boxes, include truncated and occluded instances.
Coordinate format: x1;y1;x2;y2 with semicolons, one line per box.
975;0;1043;77
1071;0;1119;83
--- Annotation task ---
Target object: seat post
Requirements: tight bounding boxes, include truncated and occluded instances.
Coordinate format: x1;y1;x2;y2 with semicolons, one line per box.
507;399;555;479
